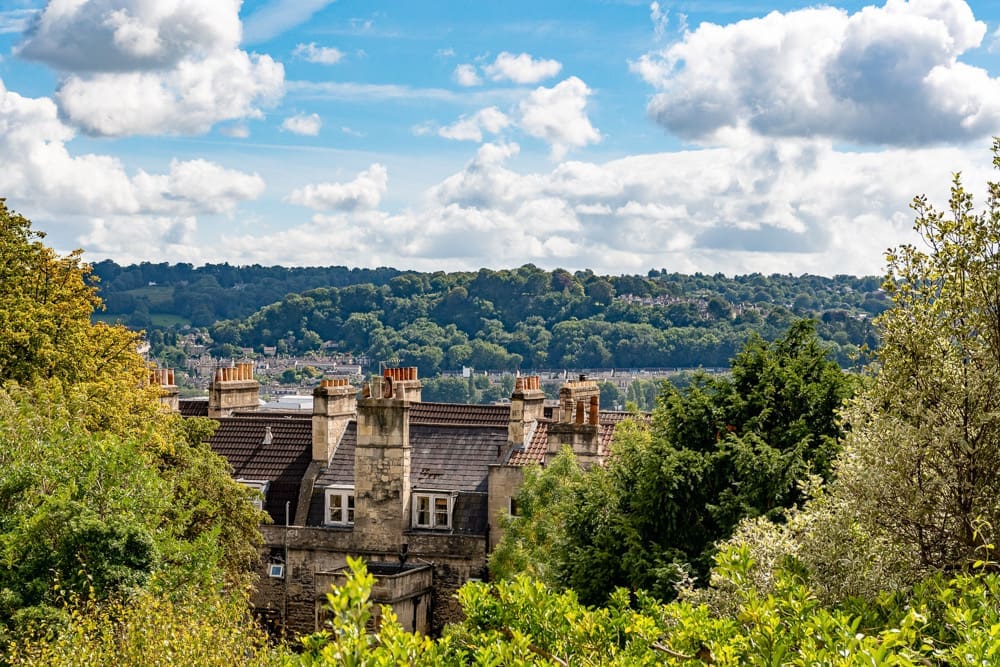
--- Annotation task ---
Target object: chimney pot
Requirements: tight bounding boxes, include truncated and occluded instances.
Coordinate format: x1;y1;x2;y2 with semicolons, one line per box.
575;401;585;425
589;395;599;426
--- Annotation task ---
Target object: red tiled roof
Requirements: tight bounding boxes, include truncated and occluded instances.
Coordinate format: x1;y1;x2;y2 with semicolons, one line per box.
508;420;549;466
506;411;650;466
410;402;510;427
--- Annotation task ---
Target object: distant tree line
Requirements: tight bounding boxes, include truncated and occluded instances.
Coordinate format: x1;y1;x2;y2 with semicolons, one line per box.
93;262;888;374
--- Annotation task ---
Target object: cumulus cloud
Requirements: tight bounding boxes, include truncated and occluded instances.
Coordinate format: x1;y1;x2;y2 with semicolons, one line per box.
288;164;388;211
80;215;203;262
518;77;600;159
18;0;284;136
453;63;481;87
293;42;343;64
0;77;263;257
484;51;562;84
632;0;998;145
438;107;511;142
212;134;993;278
282;112;322;135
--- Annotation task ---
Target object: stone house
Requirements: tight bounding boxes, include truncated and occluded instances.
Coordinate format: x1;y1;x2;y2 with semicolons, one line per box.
162;364;636;636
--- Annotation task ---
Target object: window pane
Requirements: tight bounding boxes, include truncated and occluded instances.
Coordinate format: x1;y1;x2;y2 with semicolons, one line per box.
330;494;343;523
347;495;355;524
434;497;449;527
416;496;430;526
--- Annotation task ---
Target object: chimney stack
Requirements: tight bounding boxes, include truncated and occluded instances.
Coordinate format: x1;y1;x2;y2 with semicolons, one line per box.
312;378;357;462
506;375;545;457
376;367;422;402
547;377;602;467
354;368;418;550
149;367;179;413
208;361;260;417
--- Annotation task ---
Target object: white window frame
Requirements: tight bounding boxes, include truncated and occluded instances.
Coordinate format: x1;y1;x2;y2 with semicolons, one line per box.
412;492;453;530
237;479;269;511
324;485;355;526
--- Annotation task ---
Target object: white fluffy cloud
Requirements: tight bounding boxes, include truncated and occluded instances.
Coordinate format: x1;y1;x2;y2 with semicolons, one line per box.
438;107;511;142
288;164;388;211
633;0;998;145
282;112;322;135
79;216;203;263
217;137;991;276
18;0;284;136
519;77;600;159
453;63;482;87
0;76;264;256
484;52;562;84
293;42;344;64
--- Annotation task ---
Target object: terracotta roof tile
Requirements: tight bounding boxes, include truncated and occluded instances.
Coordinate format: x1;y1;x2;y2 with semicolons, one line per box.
410;402;510;427
508;420;550;466
506;412;650;466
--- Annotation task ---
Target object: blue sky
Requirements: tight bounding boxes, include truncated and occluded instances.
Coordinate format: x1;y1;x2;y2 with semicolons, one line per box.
0;0;998;276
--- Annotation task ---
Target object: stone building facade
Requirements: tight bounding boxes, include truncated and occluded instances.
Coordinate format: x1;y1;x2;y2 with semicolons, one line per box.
168;363;637;637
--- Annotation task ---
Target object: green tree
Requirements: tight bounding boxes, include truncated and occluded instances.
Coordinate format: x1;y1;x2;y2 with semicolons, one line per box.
829;142;1000;578
0;207;264;645
493;321;854;603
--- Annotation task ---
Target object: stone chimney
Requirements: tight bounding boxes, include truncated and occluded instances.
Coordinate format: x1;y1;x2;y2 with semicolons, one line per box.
208;361;260;418
150;367;179;413
507;375;545;453
373;367;422;402
312;378;357;463
353;369;419;551
546;376;602;466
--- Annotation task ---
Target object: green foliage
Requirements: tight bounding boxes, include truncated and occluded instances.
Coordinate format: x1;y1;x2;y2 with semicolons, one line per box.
0;207;265;652
0;200;157;434
7;584;284;666
708;141;1000;607
816;140;1000;587
284;550;1000;666
492;321;855;604
98;256;881;374
489;449;587;585
294;557;446;667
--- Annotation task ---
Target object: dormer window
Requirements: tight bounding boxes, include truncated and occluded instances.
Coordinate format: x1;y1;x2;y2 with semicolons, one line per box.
237;479;269;511
324;486;355;526
412;492;452;529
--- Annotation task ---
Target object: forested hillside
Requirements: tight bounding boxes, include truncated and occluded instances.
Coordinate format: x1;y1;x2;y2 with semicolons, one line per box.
95;260;887;371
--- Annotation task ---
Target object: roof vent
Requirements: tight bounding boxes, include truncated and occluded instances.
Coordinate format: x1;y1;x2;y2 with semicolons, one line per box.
263;425;274;445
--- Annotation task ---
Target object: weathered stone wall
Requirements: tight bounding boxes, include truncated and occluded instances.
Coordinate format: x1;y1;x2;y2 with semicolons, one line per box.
254;525;486;637
355;397;411;551
487;464;524;550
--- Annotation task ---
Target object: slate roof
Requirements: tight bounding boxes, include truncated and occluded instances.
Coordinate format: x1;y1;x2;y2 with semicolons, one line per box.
307;419;505;534
208;413;312;524
179;397;209;417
